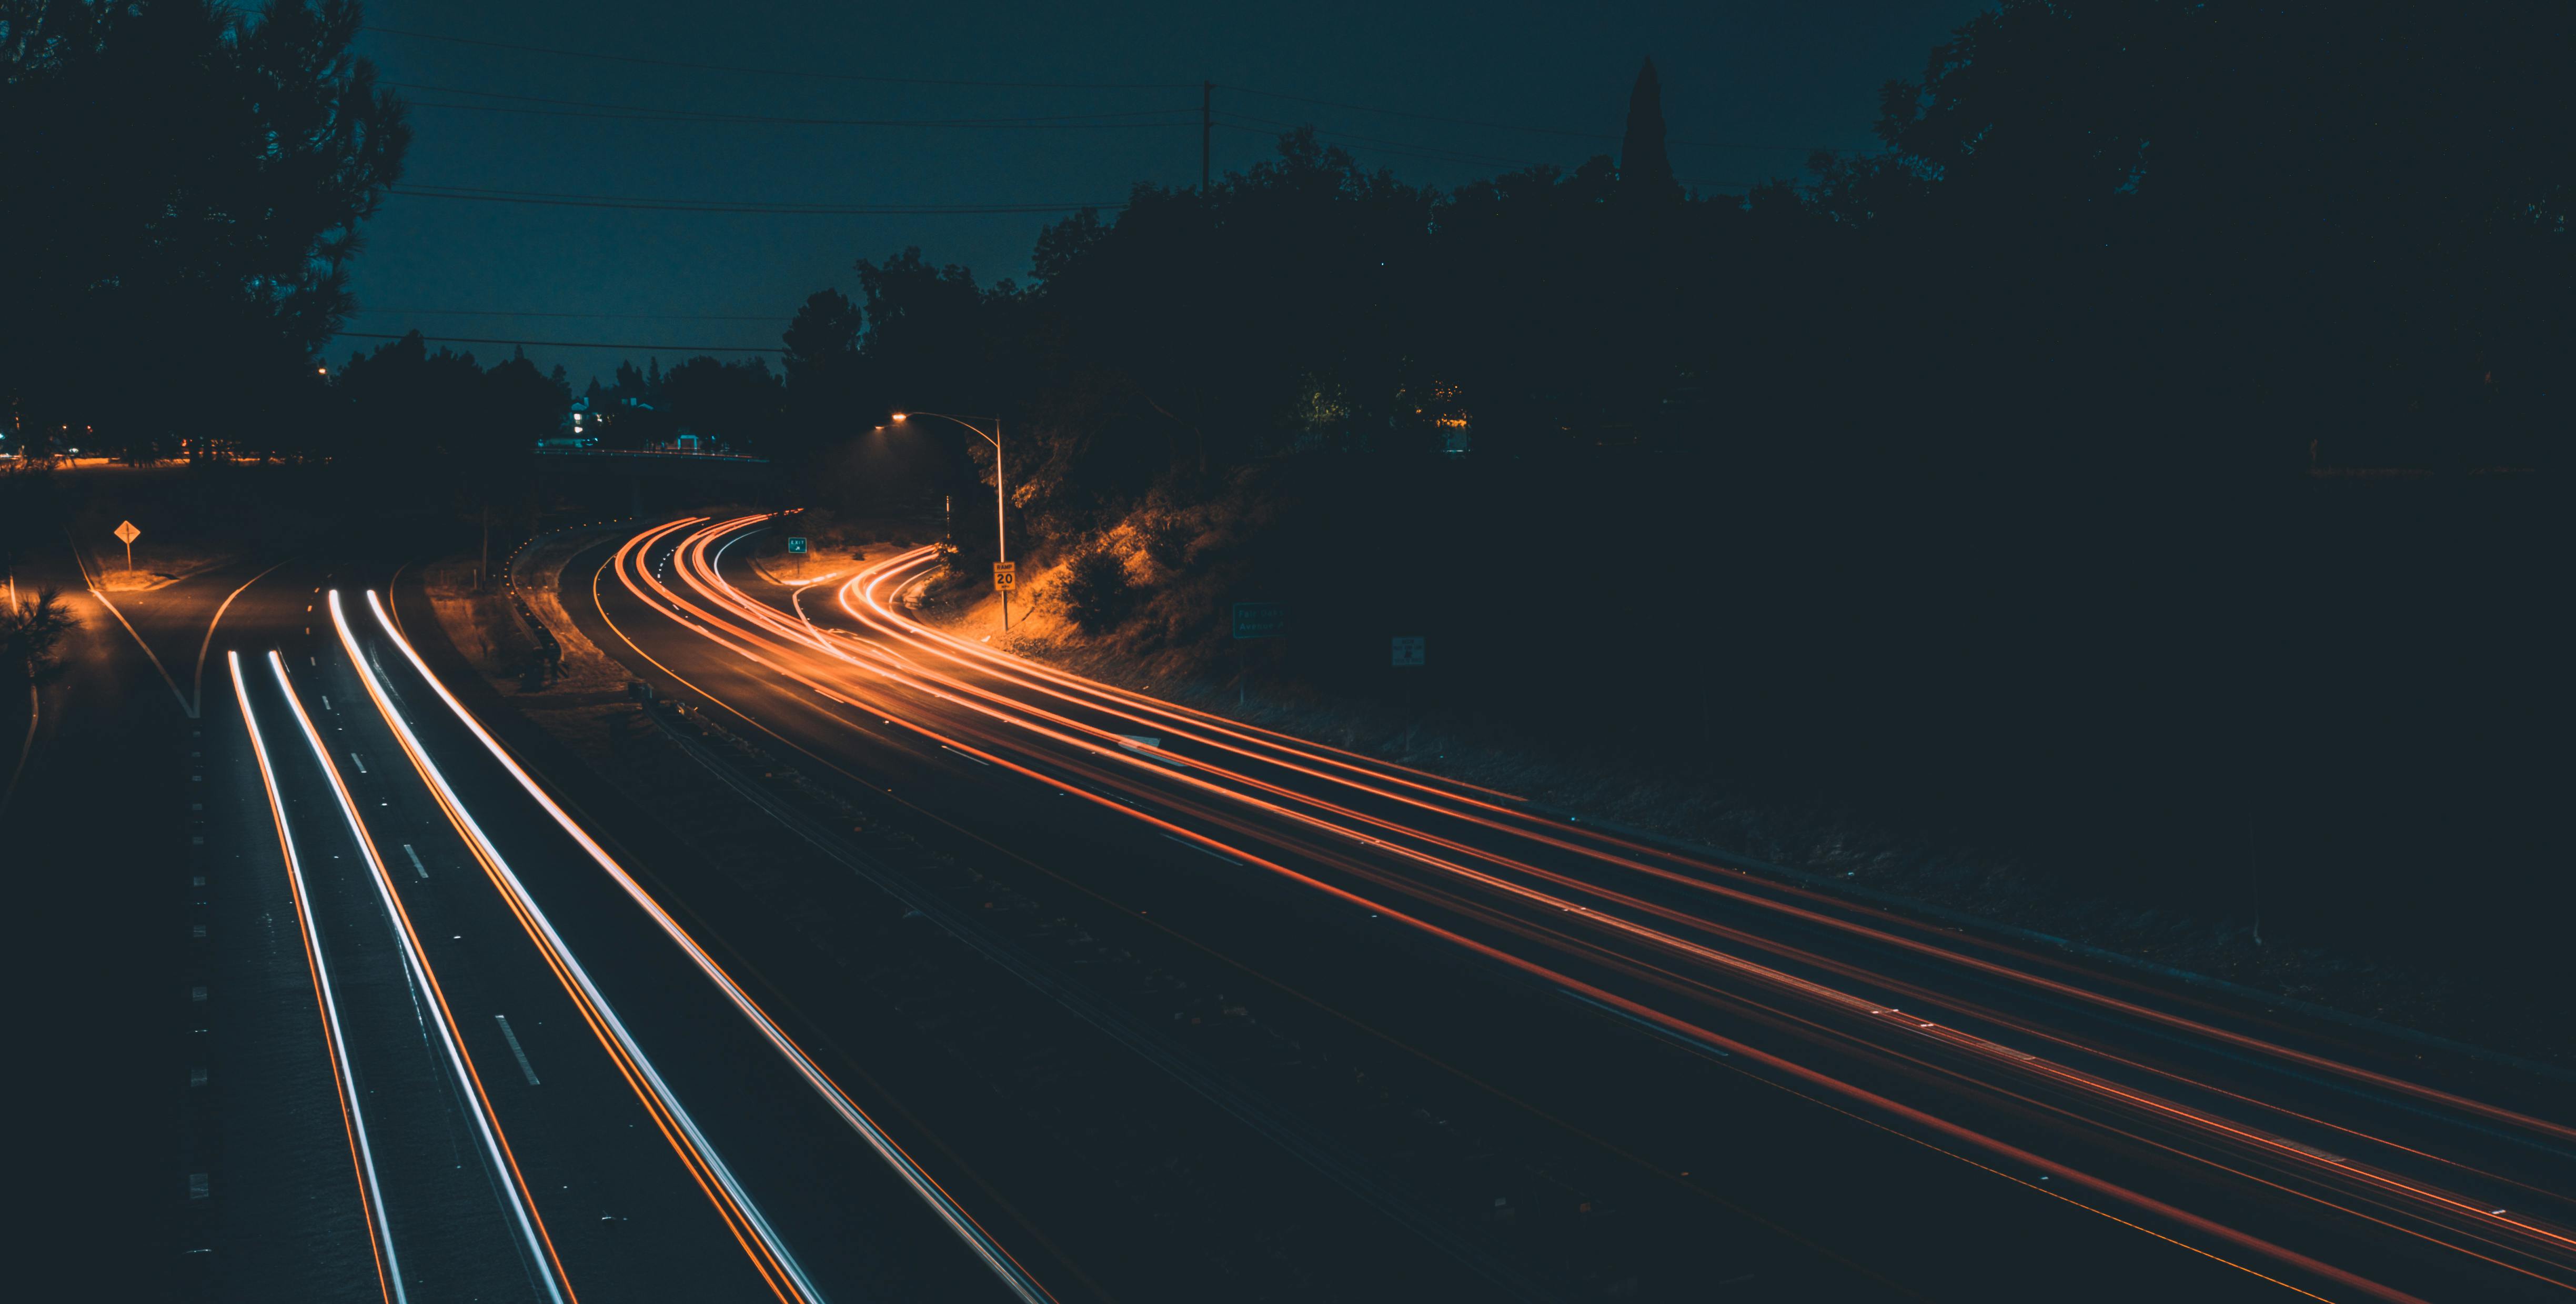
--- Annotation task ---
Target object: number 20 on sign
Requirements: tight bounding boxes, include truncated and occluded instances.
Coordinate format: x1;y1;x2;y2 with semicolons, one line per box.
993;561;1017;593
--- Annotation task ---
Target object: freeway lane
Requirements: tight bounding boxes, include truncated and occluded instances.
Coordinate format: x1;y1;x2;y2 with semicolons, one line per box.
571;518;2267;1298
234;646;564;1301
345;586;1043;1304
212;560;780;1300
580;513;2575;1301
189;549;1026;1301
804;544;2576;1241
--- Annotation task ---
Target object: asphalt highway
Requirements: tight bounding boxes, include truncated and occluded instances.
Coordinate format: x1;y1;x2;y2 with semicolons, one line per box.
74;506;2567;1301
129;543;1036;1301
562;513;2575;1302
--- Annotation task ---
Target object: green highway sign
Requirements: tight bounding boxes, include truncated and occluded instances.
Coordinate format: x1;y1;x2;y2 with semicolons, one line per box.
1231;602;1286;639
785;536;807;554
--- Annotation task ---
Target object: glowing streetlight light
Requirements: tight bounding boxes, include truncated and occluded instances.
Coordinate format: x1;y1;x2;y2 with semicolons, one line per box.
887;411;1008;630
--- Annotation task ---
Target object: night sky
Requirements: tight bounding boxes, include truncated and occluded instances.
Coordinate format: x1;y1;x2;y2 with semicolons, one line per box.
339;1;1986;387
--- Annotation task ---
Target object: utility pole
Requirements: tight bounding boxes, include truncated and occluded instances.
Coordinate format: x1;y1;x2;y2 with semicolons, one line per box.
2249;808;2265;947
1201;81;1213;191
994;418;1008;632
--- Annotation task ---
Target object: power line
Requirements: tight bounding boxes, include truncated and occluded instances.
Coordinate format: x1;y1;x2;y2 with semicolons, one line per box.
366;26;1861;158
1218;113;1544;169
336;332;782;353
363;26;1192;91
386;185;1122;216
383;82;1193;127
404;100;1199;130
350;309;794;321
397;181;1111;208
1225;83;1859;154
1216;118;1769;189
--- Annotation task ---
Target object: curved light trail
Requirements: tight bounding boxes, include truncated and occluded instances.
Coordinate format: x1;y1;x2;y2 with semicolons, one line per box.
585;513;2576;1301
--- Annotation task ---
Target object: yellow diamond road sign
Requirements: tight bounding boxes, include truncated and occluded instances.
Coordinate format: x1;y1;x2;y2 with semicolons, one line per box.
993;561;1017;593
114;520;140;545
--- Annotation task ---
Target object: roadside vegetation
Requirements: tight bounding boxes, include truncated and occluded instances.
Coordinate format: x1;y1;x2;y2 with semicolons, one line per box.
838;1;2567;1038
1;587;74;680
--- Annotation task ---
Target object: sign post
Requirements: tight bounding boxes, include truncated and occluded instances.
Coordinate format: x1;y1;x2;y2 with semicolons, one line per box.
114;520;140;576
1231;602;1286;706
786;535;807;579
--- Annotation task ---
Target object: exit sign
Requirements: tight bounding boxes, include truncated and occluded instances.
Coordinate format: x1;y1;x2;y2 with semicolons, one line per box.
785;536;807;554
1391;636;1425;668
1231;602;1286;639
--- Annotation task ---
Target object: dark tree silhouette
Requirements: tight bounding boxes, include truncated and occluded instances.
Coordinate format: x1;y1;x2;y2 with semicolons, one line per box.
1618;57;1679;204
657;357;784;449
768;24;2568;968
1;1;408;461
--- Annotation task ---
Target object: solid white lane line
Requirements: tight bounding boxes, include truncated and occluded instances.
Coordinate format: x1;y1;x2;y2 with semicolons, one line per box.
269;651;572;1304
495;1016;540;1086
333;591;822;1302
364;587;1050;1304
402;844;428;879
232;652;407;1304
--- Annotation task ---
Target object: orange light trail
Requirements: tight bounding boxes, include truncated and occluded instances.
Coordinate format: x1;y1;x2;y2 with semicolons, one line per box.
603;515;2576;1299
836;543;2576;1153
739;524;2576;1218
608;518;2576;1293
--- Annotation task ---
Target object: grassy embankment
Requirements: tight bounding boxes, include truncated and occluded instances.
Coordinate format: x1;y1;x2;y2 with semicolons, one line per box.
421;530;633;753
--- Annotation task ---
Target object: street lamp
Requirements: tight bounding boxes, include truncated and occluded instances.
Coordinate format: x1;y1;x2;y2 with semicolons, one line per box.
890;411;1011;630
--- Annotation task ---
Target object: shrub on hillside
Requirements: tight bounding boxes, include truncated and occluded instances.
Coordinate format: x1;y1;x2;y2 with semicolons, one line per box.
1136;511;1194;575
1054;546;1135;633
1;587;74;677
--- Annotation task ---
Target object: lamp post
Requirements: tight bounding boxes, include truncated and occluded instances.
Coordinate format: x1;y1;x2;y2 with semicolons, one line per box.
890;412;1009;630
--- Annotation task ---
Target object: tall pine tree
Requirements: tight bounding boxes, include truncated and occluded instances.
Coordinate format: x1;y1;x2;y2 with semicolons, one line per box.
1619;57;1680;203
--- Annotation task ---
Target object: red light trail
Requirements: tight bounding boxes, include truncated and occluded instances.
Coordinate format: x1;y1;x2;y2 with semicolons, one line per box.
583;514;2576;1301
